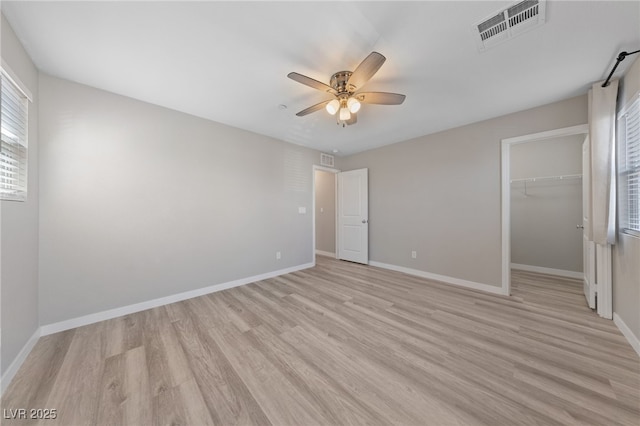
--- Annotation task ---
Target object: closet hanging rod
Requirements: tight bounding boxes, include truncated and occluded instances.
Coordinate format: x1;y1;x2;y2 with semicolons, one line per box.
510;173;582;184
602;49;640;87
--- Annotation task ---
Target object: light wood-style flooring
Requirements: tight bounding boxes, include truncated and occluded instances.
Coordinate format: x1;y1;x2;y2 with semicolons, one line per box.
2;256;639;425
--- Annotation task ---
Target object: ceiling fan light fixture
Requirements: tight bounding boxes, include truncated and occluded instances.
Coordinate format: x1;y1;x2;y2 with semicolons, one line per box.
288;51;405;127
347;97;361;113
326;99;340;115
339;107;351;121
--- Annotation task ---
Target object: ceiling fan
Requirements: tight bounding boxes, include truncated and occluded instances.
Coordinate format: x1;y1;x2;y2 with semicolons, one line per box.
287;52;406;127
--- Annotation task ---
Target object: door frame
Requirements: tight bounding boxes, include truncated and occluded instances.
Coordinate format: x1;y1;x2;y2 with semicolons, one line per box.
312;165;339;264
500;124;589;295
582;136;596;309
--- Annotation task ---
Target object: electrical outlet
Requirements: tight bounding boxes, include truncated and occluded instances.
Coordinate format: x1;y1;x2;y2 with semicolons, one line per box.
276;251;281;260
411;251;417;259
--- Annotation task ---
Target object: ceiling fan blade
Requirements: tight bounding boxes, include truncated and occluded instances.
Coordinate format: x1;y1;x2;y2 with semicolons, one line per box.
295;99;332;117
288;72;337;94
345;113;357;126
355;92;406;105
347;52;386;91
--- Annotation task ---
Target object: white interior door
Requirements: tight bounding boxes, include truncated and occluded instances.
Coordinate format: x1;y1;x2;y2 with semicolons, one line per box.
582;136;596;309
338;168;368;264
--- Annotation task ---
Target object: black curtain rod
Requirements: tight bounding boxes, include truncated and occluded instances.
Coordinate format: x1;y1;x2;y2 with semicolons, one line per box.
602;49;640;87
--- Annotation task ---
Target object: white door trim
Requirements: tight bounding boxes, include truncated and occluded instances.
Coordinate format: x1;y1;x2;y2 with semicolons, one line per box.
582;135;596;309
501;124;589;295
595;243;613;319
312;165;339;263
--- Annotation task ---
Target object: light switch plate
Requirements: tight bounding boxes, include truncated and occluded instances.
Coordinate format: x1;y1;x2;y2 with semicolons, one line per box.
298;207;307;214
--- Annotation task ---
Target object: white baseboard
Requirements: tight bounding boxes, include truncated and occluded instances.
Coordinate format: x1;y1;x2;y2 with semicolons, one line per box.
510;263;583;280
41;262;314;336
369;261;507;296
1;328;41;395
613;313;640;357
315;250;335;258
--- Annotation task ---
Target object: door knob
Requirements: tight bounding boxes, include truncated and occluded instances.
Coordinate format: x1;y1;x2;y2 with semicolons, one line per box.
576;224;584;229
362;219;368;224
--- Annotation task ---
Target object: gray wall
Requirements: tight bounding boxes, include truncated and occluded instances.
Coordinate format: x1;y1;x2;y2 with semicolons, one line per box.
614;55;640;342
314;170;336;254
0;14;39;377
510;135;584;272
340;95;587;288
38;74;319;325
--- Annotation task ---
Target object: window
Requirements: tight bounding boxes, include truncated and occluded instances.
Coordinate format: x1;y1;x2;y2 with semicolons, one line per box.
618;92;640;235
0;70;29;202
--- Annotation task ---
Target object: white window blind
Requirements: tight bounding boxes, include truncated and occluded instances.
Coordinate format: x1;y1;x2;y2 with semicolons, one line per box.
618;93;640;235
0;70;28;201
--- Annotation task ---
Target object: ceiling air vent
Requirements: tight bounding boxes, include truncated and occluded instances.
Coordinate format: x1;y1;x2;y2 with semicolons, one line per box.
474;0;546;52
320;153;335;167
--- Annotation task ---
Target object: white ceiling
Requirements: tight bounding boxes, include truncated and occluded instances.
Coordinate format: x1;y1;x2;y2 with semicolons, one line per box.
2;1;639;156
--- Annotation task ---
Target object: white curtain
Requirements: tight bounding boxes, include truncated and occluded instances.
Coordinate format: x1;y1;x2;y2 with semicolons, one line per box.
588;80;618;245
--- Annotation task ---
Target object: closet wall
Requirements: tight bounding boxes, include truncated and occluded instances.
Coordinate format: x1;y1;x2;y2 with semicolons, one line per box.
510;135;585;274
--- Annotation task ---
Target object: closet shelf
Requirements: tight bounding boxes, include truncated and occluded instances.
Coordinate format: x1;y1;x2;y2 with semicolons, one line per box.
510;173;582;184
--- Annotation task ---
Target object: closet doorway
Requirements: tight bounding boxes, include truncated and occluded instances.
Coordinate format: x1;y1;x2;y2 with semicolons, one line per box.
501;125;589;295
510;135;586;277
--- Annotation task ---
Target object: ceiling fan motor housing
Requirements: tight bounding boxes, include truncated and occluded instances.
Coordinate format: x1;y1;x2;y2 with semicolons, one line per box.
330;71;355;95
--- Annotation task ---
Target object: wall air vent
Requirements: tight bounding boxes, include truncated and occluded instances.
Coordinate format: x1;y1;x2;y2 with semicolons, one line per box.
320;153;335;167
474;0;546;52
